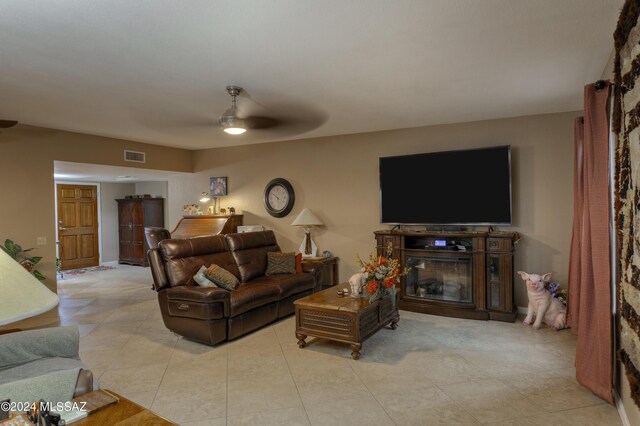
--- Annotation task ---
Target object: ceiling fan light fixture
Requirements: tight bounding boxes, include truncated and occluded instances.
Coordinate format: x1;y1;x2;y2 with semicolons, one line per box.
218;86;247;135
223;126;247;135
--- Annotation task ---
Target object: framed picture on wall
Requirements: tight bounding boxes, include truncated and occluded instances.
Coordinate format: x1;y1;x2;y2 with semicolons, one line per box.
210;176;228;196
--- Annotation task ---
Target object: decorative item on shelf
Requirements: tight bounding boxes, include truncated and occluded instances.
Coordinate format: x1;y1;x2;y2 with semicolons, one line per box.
291;208;324;257
208;206;214;215
1;239;46;280
322;250;332;258
228;207;236;215
220;208;227;215
357;242;409;307
125;195;133;199
182;204;200;215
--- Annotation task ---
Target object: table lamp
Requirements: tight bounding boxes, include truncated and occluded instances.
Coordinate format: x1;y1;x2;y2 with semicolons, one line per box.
291;208;324;257
0;249;59;326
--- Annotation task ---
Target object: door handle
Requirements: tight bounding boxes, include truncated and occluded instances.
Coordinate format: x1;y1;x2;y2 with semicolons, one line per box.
58;227;68;231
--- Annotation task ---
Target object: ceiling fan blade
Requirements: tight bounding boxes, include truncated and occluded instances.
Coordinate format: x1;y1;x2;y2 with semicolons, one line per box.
0;120;18;128
246;116;281;129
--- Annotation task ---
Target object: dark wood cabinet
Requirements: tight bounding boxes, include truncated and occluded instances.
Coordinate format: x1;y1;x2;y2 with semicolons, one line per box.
117;198;164;266
375;230;518;322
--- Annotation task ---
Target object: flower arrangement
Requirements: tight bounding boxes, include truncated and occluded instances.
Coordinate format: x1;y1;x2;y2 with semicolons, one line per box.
545;281;567;305
357;243;408;307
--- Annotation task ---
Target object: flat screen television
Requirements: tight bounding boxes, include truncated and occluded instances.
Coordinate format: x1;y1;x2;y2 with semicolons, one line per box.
379;146;512;225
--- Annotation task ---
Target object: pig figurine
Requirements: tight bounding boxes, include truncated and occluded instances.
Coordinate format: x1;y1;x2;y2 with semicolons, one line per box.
517;271;567;330
349;273;365;298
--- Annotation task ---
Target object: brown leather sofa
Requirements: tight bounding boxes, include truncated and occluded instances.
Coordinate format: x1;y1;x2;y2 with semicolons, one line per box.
148;230;320;345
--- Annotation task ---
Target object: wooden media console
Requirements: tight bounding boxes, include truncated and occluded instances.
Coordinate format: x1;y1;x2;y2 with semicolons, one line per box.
375;230;519;321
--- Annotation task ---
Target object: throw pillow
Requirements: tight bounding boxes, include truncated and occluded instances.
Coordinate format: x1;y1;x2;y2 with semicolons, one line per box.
193;265;218;288
204;264;239;291
266;252;296;276
295;253;302;273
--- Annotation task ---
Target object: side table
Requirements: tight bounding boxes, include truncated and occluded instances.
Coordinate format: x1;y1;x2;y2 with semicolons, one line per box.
301;256;339;289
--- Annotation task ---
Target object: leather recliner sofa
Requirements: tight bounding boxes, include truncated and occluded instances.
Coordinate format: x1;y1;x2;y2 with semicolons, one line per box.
148;230;321;345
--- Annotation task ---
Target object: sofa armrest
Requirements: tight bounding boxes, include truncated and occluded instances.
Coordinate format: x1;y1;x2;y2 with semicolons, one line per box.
301;262;322;291
148;248;170;291
164;285;231;317
0;326;79;369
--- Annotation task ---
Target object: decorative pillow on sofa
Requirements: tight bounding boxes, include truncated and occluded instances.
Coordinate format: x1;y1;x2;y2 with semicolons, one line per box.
266;252;296;276
204;264;239;290
295;253;302;273
193;265;218;288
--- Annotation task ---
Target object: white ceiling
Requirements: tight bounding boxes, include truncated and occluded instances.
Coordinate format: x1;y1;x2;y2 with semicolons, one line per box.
54;161;183;183
1;0;622;150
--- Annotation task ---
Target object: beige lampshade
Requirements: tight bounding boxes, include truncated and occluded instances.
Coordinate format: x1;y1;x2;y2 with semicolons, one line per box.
291;208;324;226
0;249;59;326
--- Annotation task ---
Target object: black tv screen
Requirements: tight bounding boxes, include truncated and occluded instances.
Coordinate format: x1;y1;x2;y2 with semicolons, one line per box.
380;146;512;225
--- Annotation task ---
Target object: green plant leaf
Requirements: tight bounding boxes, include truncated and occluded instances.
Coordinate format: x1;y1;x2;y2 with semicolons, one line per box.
22;248;34;253
4;239;19;255
33;270;46;281
28;256;43;264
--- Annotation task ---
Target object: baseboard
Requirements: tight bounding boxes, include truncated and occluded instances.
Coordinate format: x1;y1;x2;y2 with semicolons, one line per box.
614;388;631;426
517;306;528;315
101;261;119;266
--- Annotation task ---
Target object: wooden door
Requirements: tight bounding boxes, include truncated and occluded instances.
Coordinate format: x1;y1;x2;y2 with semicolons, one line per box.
57;184;99;270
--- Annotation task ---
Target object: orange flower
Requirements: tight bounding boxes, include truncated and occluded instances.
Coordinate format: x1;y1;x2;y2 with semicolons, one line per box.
377;256;387;266
384;276;396;288
366;280;379;294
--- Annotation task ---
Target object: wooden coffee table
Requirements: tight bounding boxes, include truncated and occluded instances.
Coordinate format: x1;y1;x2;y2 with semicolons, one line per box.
73;390;176;425
294;285;399;359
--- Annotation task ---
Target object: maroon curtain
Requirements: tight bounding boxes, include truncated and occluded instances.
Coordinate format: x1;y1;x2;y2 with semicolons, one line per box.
567;82;612;403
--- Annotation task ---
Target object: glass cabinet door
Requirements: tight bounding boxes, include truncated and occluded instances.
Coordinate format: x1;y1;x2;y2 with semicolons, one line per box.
487;255;502;310
405;255;473;303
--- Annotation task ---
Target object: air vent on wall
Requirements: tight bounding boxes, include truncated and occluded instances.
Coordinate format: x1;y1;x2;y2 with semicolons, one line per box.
124;150;145;163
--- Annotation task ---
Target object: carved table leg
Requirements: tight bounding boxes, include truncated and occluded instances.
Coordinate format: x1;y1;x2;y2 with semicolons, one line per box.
296;333;307;348
390;313;400;330
351;343;362;360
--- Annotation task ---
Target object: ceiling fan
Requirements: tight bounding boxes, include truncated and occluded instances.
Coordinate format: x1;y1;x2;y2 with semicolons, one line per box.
217;86;279;135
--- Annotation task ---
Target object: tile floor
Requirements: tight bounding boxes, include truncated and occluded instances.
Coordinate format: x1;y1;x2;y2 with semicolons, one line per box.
2;265;622;425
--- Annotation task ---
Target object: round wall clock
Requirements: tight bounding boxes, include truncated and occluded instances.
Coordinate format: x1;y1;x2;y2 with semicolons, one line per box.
264;178;295;218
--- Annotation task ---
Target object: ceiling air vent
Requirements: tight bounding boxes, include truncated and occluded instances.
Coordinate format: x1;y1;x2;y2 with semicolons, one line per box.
124;150;145;163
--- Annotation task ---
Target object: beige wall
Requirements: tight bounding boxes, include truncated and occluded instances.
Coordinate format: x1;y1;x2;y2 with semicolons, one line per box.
168;110;579;308
0;125;192;291
100;182;135;263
